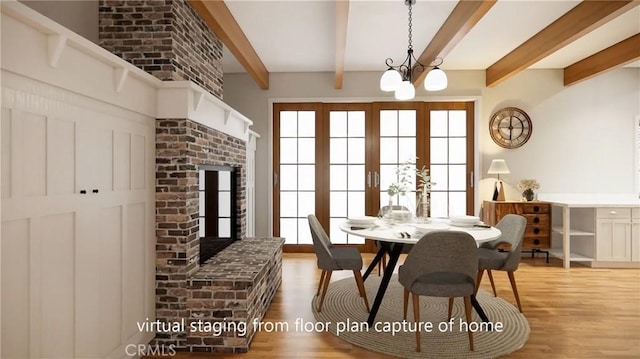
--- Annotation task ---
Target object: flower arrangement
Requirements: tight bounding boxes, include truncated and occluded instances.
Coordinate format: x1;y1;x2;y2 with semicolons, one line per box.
387;160;413;197
517;179;540;191
416;165;436;194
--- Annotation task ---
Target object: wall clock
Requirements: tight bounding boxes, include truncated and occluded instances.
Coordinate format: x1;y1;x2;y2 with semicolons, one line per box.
489;107;532;149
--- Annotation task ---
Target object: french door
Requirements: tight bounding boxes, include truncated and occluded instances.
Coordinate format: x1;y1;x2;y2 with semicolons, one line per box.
273;102;475;252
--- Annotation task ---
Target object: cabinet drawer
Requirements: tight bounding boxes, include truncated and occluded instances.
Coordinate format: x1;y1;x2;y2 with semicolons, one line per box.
596;208;631;219
523;214;550;228
523;236;550;249
525;224;549;237
522;203;550;214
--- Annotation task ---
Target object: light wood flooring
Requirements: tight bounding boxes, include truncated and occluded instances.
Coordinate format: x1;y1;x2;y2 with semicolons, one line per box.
163;253;640;358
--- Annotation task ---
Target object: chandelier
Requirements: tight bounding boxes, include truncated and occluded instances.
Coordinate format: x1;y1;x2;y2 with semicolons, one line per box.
380;0;448;100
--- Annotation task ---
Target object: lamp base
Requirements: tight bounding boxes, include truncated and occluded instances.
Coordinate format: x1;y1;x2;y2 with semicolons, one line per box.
496;181;506;201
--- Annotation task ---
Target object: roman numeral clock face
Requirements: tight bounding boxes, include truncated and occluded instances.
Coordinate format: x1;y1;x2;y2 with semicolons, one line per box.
489;107;532;149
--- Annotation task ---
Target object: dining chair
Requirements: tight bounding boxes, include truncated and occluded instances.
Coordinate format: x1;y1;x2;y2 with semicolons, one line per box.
398;231;478;352
475;214;527;312
307;214;370;313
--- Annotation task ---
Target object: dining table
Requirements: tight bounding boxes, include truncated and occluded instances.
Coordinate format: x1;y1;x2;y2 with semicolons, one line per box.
340;218;502;326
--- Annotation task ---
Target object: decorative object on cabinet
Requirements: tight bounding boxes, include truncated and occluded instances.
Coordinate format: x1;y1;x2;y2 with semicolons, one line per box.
487;159;510;201
489;107;532;149
482;201;551;262
517;179;540;202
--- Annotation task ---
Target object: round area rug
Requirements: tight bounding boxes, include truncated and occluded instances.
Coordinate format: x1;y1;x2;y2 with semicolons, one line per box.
312;275;530;359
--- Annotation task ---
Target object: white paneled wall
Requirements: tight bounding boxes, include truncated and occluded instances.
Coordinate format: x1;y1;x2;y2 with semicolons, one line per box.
1;73;156;358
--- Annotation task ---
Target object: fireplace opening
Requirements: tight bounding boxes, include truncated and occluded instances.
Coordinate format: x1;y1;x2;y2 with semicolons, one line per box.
198;165;239;265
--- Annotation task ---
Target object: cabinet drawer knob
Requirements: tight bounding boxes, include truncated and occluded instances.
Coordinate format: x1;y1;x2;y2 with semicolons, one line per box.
609;211;616;214
533;217;540;223
533;239;540;245
533;206;540;212
92;189;99;193
533;227;540;234
80;190;86;194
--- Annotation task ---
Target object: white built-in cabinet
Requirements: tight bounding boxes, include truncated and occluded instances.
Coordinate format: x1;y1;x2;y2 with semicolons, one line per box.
1;75;156;358
595;208;634;262
550;201;640;268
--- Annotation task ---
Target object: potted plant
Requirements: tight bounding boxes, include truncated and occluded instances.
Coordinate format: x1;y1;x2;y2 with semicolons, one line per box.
517;179;540;201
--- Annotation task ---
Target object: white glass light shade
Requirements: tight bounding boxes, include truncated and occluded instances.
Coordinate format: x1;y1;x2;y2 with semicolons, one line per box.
394;81;415;100
487;159;510;174
380;69;402;92
424;67;448;91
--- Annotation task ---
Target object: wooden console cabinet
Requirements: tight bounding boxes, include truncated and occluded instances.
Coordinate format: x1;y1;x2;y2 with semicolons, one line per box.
482;201;551;250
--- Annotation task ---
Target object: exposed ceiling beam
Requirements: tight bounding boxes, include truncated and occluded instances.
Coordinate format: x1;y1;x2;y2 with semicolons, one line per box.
189;0;269;89
334;0;349;89
411;0;497;86
486;0;639;87
564;33;640;86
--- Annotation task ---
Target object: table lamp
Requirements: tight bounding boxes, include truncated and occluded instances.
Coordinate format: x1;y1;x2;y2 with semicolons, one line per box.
487;159;510;201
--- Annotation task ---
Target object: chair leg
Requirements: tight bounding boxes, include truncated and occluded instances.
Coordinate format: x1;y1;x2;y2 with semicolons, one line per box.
447;297;454;320
475;269;484;295
463;296;474;351
487;270;497;297
507;271;523;313
317;270;332;312
353;270;370;312
376;254;388;276
403;288;409;320
412;293;421;352
316;270;326;297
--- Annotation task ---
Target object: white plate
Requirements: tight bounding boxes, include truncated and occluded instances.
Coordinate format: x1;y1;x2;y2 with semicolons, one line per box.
450;215;480;224
347;216;377;225
450;222;476;228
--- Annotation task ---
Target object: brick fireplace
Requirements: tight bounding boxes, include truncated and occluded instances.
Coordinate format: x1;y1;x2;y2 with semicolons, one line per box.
100;1;282;353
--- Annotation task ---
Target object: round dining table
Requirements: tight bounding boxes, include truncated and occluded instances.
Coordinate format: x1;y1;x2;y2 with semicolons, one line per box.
340;218;502;326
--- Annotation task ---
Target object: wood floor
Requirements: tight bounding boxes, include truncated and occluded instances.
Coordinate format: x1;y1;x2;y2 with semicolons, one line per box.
165;253;640;358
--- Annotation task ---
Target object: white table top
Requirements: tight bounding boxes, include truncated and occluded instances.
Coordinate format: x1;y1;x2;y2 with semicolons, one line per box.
339;218;501;245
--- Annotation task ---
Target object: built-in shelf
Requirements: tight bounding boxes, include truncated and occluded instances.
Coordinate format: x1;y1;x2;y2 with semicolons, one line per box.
548;249;595;262
552;226;595;236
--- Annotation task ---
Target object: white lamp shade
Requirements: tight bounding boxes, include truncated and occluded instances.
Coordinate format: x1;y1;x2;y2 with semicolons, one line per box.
424;67;448;91
487;159;510;174
394;80;415;100
380;69;402;92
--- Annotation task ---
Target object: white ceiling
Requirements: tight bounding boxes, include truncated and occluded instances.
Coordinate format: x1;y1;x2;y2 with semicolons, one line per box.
221;0;640;75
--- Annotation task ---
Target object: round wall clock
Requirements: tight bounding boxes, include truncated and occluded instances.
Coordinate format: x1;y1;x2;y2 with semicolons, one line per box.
489;107;532;149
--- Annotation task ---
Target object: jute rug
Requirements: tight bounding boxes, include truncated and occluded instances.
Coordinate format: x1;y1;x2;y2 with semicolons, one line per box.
311;275;530;358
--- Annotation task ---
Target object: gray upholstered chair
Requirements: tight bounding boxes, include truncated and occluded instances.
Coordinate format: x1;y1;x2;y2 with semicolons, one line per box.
398;231;478;352
307;214;370;313
475;214;527;312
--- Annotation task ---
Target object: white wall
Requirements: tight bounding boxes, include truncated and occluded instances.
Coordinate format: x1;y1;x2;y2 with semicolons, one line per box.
224;68;640;237
20;0;98;43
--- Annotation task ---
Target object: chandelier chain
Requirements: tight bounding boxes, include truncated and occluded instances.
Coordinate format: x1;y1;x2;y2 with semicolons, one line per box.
407;3;413;50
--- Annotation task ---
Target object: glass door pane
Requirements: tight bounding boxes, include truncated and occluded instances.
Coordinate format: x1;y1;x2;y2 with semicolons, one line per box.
275;108;316;245
328;110;366;244
427;107;472;217
379;109;417;212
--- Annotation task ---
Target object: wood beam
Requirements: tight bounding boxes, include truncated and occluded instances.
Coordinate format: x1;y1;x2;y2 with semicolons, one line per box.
411;0;497;86
189;0;269;89
486;0;639;87
334;0;349;89
564;33;640;86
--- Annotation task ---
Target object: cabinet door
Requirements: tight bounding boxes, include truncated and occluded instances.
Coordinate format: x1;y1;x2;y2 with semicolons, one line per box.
596;219;632;261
